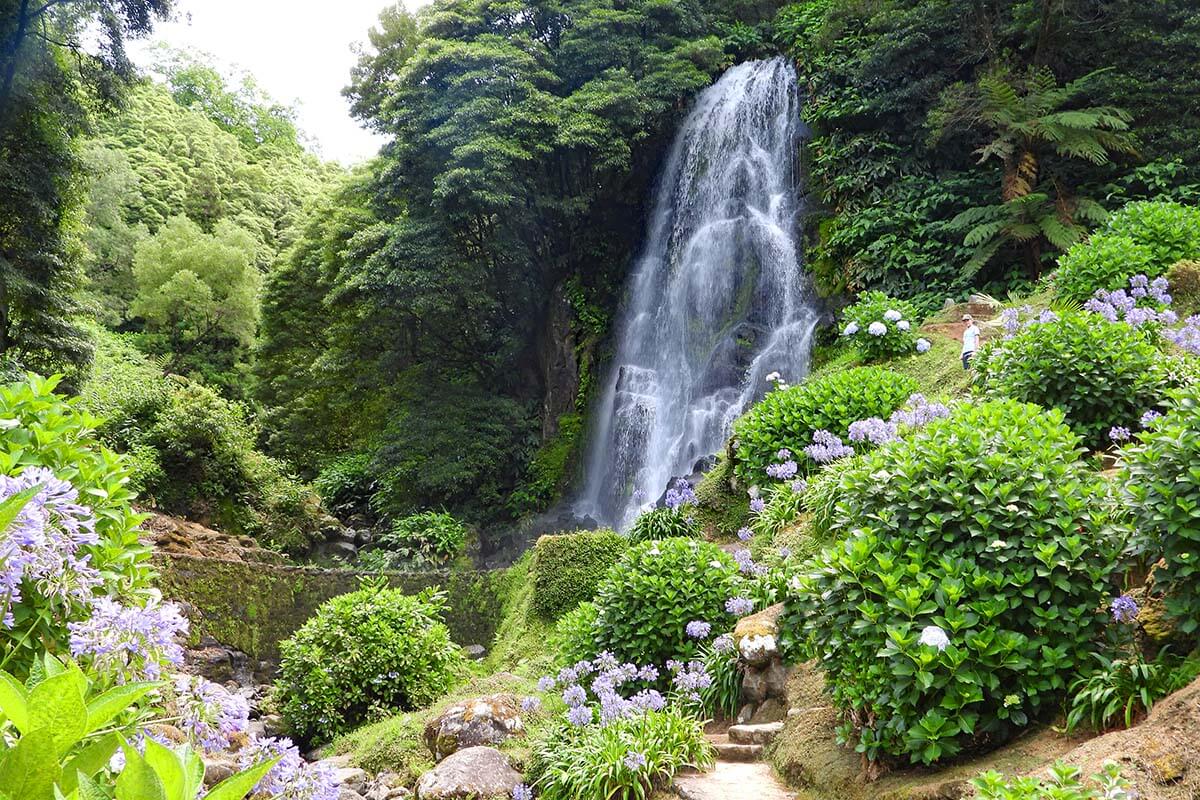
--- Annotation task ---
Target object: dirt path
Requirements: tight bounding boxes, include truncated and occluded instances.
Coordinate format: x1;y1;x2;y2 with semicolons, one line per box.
673;761;796;800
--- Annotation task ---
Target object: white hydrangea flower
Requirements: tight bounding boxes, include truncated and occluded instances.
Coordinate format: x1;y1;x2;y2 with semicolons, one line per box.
918;625;950;651
842;322;859;336
897;320;910;331
868;321;887;336
915;338;931;353
884;309;902;322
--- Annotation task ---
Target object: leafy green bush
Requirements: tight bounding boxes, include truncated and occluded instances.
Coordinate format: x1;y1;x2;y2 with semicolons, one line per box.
550;601;602;667
592;539;741;667
276;582;465;744
0;374;153;674
313;452;375;519
373;510;467;567
1122;385;1200;635
80;332;324;553
978;310;1166;448
529;709;713;800
1054;233;1157;304
1105;200;1200;269
1054;201;1200;304
974;762;1132;800
531;530;628;620
840;291;922;360
733;366;918;485
782;400;1117;764
1066;650;1200;731
626;507;702;544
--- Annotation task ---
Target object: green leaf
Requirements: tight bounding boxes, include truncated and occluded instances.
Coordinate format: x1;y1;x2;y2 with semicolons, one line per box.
203;757;279;800
0;728;62;800
85;682;160;734
0;489;36;533
0;672;29;732
59;733;121;794
114;746;167;800
142;738;186;800
28;671;88;757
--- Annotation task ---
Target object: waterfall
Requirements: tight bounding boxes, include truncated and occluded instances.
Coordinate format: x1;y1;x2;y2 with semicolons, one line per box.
577;57;820;530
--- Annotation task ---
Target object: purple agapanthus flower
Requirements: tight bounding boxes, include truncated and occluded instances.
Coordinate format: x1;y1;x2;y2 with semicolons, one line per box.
1141;409;1162;428
624;751;648;771
736;526;753;542
513;784;534;800
238;736;340;800
174;674;249;751
1109;426;1132;442
68;595;189;682
1111;594;1139;624
765;459;799;480
685;620;712;639
567;705;593;726
749;497;766;513
664;479;697;509
804;430;853;464
725;596;754;617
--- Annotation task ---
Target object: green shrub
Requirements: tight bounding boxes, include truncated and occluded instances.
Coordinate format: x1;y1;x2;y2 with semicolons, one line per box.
529;709;713;800
733;366;918;485
1054;233;1157;304
782;400;1117;764
373;510;467;568
531;530;628;620
978;310;1167;448
591;539;741;668
1054;201;1200;304
974;762;1132;800
1105;200;1200;269
1122;385;1200;635
80;333;324;554
550;601;601;667
840;291;922;360
1066;650;1200;732
0;374;153;675
1167;259;1200;317
276;582;466;744
626;507;702;544
313;452;375;518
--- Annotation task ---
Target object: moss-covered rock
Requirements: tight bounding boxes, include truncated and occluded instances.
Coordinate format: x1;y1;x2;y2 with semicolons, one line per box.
694;451;750;540
529;529;627;620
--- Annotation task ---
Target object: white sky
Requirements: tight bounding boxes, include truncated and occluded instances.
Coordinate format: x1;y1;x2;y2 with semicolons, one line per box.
130;0;429;165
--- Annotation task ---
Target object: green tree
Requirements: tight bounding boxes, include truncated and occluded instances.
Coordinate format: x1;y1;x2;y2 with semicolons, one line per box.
936;68;1136;276
131;215;261;360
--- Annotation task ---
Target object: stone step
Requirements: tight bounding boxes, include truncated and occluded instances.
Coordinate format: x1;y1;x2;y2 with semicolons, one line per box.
674;762;796;800
706;734;764;762
727;722;784;746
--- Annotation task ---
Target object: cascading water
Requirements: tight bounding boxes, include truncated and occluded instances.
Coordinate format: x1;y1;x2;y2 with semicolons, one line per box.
578;57;820;530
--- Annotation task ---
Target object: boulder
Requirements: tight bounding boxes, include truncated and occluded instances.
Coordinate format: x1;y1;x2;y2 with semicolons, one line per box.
423;695;524;761
416;746;523;800
733;604;784;647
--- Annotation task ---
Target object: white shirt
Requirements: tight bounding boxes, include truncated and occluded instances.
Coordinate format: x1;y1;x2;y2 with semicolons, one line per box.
962;324;980;354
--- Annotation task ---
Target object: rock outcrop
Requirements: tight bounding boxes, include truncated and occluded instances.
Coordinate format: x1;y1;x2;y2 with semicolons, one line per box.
415;746;523;799
733;603;790;724
422;695;525;761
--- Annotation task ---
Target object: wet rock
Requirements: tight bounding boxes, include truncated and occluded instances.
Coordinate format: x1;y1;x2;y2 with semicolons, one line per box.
463;645;486;661
415;746;523;799
423;695;524;761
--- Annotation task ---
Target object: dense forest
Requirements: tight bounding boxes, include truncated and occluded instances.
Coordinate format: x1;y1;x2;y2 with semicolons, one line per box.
2;0;1199;551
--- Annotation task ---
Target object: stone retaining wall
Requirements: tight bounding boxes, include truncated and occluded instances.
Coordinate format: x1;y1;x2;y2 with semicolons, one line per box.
153;553;510;663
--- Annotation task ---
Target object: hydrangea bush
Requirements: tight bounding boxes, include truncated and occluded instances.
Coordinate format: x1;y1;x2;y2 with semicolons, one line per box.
275;582;466;743
1054;200;1200;303
590;539;742;668
1121;384;1200;635
977;310;1167;448
732;366;919;485
840;291;922;360
781;400;1118;764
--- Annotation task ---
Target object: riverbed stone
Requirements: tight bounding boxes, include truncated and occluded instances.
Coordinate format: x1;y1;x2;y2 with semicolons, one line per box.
423;695;524;761
415;746;522;799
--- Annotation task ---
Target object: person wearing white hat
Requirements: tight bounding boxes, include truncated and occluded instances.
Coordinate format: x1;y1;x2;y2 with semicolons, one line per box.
961;314;980;369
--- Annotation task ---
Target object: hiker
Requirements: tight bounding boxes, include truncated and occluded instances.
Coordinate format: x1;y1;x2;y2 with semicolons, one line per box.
961;314;981;370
